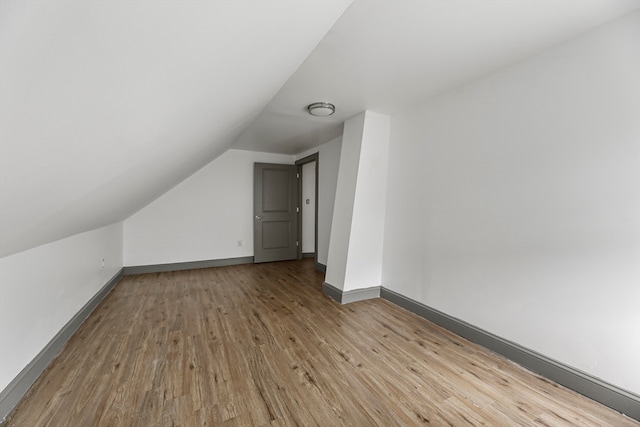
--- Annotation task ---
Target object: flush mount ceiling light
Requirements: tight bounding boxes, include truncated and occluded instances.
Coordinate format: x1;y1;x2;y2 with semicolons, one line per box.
307;102;335;117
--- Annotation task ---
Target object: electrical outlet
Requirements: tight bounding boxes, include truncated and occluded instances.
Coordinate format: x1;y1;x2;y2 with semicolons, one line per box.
102;258;105;268
237;240;243;247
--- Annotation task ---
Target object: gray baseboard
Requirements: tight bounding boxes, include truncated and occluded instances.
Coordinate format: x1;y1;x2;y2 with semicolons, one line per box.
320;282;639;420
302;252;315;259
0;269;124;423
315;262;326;273
322;282;343;302
380;287;640;422
123;256;254;275
322;282;381;304
4;266;636;422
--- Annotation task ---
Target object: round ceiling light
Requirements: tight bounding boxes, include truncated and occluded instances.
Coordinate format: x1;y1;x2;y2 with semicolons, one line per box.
307;102;335;117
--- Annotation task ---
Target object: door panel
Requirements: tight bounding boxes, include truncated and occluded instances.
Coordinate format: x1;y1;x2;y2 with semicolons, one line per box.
254;163;298;263
262;221;290;249
262;169;290;212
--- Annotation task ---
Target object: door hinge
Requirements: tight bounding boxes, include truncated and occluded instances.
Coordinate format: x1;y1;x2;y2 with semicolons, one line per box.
296;241;299;247
296;173;300;179
296;207;300;213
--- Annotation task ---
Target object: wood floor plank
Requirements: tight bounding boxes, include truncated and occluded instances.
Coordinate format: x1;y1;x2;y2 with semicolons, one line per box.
3;259;638;426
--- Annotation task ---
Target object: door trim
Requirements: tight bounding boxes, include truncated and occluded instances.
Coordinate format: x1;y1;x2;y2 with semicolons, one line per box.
295;153;319;267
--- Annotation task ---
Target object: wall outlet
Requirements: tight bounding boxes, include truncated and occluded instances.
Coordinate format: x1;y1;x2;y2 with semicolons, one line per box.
102;258;105;268
237;240;243;247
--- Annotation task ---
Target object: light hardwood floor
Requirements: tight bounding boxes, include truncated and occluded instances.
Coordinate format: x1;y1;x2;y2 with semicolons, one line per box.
3;259;638;426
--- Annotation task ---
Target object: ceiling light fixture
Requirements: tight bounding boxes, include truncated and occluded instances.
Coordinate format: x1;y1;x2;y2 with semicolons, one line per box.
307;102;335;117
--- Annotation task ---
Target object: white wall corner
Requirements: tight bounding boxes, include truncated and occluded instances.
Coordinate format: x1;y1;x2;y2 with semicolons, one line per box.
325;111;391;292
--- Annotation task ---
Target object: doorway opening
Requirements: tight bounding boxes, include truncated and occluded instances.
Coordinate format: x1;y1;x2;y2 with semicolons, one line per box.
295;153;319;269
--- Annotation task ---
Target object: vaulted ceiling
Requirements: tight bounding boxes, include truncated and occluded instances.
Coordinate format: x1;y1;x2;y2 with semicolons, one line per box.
1;0;638;257
0;0;351;256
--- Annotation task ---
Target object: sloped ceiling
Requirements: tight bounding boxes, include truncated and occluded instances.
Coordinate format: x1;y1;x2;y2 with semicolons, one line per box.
2;1;638;258
233;0;640;154
0;0;351;257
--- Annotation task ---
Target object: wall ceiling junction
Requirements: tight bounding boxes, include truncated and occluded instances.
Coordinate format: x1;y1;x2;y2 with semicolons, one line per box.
234;0;639;155
0;0;351;256
1;0;638;257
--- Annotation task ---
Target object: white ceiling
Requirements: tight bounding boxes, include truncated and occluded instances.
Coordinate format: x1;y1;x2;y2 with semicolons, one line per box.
0;0;351;257
1;0;638;257
233;0;640;154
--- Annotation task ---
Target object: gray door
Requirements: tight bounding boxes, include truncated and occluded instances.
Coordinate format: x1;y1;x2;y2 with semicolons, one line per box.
254;163;298;263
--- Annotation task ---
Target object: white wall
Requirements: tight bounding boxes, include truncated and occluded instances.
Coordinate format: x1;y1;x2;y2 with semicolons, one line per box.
301;161;316;254
0;222;123;392
326;114;365;289
296;136;342;266
124;149;294;266
317;138;342;267
343;112;390;291
383;11;640;394
326;112;391;292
